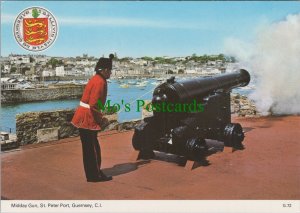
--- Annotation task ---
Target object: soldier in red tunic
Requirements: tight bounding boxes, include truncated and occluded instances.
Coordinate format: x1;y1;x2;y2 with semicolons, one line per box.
71;54;114;182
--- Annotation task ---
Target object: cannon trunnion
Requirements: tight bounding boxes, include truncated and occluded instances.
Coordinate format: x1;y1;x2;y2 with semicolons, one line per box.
132;69;250;163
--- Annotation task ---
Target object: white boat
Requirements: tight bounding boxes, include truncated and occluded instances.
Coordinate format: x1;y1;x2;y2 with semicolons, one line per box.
120;84;129;88
128;81;137;85
136;82;147;87
151;82;160;86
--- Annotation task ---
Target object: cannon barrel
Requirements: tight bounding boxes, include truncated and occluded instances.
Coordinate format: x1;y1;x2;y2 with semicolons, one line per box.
153;69;250;103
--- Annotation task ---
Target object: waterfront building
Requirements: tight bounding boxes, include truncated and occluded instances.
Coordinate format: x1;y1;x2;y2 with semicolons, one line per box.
150;69;165;75
1;82;17;90
42;70;55;77
0;56;10;62
34;56;50;65
201;68;222;76
65;68;84;76
55;66;65;77
9;74;23;78
84;67;93;76
75;58;96;66
0;77;34;90
186;69;197;74
2;64;11;74
1;78;16;90
9;55;30;65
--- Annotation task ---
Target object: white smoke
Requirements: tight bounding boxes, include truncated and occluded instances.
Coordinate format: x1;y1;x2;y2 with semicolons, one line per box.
224;14;300;115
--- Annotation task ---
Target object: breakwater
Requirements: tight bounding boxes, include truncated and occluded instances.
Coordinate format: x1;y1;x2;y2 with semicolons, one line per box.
1;85;85;104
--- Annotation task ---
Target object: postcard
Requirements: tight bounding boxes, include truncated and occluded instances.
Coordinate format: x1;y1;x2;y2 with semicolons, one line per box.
1;1;299;213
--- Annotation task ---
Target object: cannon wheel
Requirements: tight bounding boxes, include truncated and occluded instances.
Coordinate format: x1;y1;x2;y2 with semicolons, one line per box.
132;121;156;160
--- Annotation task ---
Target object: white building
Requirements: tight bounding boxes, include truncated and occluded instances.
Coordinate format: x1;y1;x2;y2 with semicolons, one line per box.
76;59;96;66
84;67;94;76
9;55;30;64
130;59;147;66
185;69;197;74
1;82;17;90
65;68;83;76
34;56;50;65
201;68;221;76
55;66;65;76
42;70;55;77
2;64;11;73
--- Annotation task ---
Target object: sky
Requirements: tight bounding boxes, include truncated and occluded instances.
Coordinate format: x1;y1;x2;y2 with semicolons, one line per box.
1;1;300;58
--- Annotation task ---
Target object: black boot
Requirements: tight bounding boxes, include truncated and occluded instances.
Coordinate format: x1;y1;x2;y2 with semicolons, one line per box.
98;170;113;181
87;171;112;182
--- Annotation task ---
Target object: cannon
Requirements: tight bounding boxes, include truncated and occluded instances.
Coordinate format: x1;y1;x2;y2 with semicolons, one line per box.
132;69;251;163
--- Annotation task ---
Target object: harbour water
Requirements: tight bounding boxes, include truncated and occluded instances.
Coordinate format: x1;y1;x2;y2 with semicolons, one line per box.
0;78;253;133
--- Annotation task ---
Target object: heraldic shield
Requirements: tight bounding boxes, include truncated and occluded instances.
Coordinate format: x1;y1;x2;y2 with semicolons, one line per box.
23;18;48;45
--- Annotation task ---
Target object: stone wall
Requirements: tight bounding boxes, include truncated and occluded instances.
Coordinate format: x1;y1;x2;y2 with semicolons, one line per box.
16;109;118;146
1;85;84;104
231;93;258;117
16;109;78;145
142;95;258;118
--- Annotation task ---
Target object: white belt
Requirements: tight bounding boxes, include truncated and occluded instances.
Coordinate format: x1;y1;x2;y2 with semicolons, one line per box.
80;101;90;109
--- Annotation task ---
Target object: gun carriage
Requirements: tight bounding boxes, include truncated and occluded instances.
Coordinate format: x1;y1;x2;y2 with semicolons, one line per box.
132;69;251;162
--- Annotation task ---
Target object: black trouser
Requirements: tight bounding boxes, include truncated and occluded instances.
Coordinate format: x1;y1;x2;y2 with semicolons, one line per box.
79;128;101;180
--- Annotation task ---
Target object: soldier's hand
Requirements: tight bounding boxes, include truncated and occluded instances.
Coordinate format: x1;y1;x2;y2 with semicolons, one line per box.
100;117;109;128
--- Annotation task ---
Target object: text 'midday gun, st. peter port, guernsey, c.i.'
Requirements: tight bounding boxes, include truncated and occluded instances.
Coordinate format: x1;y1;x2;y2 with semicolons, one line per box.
132;69;251;165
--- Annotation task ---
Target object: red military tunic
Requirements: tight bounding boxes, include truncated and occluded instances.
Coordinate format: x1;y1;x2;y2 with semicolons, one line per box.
71;74;107;130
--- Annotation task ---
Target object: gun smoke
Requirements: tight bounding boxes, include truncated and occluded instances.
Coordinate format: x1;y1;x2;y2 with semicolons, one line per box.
225;13;300;115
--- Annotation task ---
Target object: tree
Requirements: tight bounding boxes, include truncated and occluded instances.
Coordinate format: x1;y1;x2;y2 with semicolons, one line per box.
119;57;131;63
216;54;225;62
21;66;30;74
10;67;17;73
141;56;153;61
225;56;237;63
230;56;237;63
178;69;185;74
30;56;35;63
46;58;64;68
196;54;209;64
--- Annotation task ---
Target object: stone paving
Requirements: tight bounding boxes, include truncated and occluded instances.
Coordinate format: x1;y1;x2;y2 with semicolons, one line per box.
1;116;300;200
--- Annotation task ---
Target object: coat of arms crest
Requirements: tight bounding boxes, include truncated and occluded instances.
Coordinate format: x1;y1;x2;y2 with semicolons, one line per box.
14;7;58;51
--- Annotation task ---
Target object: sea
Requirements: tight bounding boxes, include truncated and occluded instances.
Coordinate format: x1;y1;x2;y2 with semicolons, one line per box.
0;78;253;133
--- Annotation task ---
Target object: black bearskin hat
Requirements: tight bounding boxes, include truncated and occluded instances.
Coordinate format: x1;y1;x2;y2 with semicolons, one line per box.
95;54;114;72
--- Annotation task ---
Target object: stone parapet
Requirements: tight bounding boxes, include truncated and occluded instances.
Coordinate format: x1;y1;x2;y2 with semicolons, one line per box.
231;93;258;117
142;94;258;118
16;109;79;145
16;109;119;146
